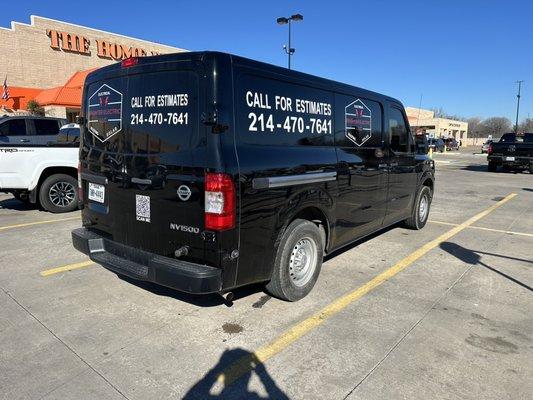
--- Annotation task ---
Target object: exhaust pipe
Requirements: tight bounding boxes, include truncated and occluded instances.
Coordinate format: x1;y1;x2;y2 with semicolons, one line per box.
222;291;234;302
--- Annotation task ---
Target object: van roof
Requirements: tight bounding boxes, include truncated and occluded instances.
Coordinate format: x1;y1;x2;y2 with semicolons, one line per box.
86;51;403;106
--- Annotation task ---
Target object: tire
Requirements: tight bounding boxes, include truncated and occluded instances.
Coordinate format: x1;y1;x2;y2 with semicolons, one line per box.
403;186;432;230
39;174;78;213
529;164;533;174
488;162;497;172
266;219;324;301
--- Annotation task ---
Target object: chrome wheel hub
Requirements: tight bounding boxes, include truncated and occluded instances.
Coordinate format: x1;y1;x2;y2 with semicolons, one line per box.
49;182;75;207
419;194;429;222
289;237;318;287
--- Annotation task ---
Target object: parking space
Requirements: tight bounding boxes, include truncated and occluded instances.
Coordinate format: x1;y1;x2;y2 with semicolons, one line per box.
1;153;532;400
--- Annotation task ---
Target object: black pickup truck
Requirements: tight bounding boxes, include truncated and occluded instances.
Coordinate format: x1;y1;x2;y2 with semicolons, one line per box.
487;133;533;173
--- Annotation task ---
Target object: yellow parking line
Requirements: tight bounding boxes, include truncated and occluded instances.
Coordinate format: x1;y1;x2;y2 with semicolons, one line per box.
0;216;79;231
40;260;93;277
430;220;533;238
217;193;518;386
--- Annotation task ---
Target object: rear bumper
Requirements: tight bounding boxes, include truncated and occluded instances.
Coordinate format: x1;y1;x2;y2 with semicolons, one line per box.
488;155;532;167
71;228;222;294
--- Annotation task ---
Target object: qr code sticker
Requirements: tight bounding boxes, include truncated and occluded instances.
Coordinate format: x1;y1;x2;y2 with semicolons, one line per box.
135;194;151;223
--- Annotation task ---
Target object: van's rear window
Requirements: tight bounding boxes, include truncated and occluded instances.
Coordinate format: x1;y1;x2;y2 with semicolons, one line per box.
85;71;198;153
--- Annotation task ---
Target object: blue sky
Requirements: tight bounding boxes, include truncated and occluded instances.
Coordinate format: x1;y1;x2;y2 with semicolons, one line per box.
2;0;532;120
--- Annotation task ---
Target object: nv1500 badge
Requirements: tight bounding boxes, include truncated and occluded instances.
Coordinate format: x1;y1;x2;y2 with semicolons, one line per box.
170;223;199;234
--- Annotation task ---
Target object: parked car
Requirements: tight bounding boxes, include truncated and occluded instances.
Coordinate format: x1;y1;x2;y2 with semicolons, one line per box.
428;138;445;152
0;115;66;145
72;51;435;301
481;139;493;154
487;132;533;173
58;123;80;144
0;118;79;212
445;138;459;151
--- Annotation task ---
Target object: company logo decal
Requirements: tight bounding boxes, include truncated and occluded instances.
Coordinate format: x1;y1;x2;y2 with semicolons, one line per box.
345;99;372;146
177;185;192;201
88;84;123;142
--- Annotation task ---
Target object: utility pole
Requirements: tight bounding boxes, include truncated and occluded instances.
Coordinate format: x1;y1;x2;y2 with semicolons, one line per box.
515;80;524;133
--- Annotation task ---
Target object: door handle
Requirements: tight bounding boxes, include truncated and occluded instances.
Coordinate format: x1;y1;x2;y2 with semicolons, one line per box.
389;162;398;167
19;138;30;143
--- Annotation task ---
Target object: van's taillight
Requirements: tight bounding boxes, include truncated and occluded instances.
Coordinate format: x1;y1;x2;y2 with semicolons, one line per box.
121;57;138;68
205;173;235;231
77;161;83;202
487;144;493;155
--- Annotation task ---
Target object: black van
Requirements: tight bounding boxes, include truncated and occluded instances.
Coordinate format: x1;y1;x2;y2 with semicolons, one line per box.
72;52;434;301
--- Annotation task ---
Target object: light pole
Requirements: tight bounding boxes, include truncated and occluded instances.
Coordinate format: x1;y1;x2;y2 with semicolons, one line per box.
276;14;303;69
515;80;524;133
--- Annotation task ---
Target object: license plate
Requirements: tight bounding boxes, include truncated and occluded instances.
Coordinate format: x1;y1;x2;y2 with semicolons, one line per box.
88;182;105;203
505;156;515;161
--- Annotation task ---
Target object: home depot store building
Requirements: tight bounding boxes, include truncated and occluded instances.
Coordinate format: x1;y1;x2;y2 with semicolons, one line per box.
0;15;186;121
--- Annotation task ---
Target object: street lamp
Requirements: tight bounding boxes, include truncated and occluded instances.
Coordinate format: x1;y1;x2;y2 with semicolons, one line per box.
515;80;524;133
277;14;303;69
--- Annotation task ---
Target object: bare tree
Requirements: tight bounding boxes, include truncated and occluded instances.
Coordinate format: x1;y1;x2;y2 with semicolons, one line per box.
430;107;466;121
479;117;512;138
518;118;533;133
467;117;483;145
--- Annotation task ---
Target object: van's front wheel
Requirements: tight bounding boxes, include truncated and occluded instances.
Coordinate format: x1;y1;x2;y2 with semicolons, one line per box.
266;219;324;301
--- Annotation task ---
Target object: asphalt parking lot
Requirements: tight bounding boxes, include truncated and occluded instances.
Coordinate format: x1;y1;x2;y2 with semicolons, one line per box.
1;151;532;400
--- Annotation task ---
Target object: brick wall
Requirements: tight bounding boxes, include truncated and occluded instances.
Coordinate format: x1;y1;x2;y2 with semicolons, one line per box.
0;16;186;88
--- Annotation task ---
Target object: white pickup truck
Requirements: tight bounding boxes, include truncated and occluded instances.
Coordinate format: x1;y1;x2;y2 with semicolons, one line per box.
0;117;80;213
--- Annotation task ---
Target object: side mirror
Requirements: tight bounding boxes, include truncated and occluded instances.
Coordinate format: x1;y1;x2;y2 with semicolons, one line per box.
415;135;429;154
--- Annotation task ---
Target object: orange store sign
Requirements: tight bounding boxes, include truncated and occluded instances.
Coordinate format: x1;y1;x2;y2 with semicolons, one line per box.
46;29;161;60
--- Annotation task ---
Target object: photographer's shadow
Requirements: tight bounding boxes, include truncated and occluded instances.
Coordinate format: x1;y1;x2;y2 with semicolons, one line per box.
183;348;289;400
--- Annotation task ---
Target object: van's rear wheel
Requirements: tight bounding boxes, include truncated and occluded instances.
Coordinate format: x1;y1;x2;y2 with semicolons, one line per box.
39;174;78;213
266;219;324;301
404;186;432;230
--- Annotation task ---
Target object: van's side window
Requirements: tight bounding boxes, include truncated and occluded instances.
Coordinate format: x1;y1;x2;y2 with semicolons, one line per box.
389;107;410;153
237;75;334;147
335;96;383;148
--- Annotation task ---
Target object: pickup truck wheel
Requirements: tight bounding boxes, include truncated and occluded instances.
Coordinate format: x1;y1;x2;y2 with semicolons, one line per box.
39;174;78;213
403;186;432;230
488;162;497;172
266;219;324;301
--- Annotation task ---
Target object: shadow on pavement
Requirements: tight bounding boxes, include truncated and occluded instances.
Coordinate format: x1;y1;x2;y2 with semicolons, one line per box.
458;165;491;173
522;188;533;192
440;242;532;292
0;196;38;211
117;274;265;307
182;348;290;399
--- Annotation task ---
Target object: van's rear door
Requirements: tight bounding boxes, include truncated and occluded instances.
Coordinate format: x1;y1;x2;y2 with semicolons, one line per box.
81;59;206;260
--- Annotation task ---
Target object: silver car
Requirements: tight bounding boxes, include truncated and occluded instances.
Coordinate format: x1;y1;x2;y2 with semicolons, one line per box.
481;140;493;153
